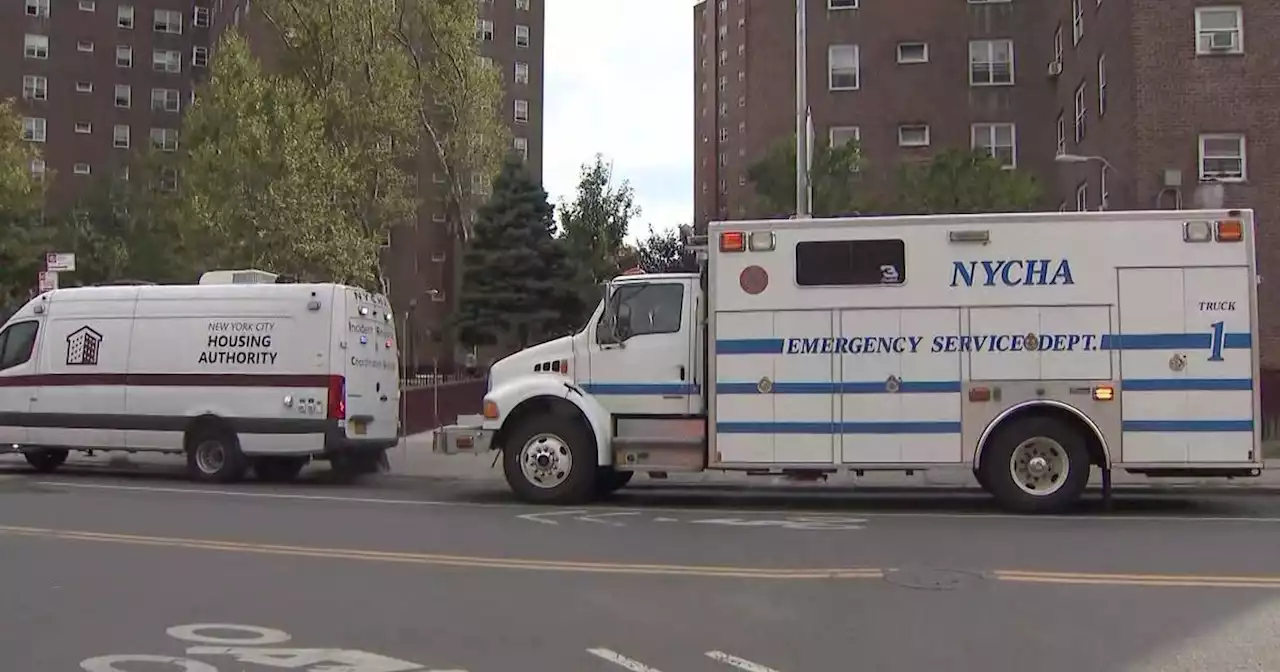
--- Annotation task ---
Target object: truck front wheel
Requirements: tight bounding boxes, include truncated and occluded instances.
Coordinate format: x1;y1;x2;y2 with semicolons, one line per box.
24;449;68;473
980;415;1091;514
503;416;597;505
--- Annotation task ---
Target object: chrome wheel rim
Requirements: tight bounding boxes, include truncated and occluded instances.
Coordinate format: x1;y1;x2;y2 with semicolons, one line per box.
519;433;572;489
1009;436;1068;496
195;440;226;474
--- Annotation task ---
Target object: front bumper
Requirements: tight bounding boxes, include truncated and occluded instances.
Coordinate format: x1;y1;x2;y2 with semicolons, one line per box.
433;424;495;454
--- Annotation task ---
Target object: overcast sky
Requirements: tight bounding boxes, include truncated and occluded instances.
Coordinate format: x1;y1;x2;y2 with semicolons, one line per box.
543;1;694;240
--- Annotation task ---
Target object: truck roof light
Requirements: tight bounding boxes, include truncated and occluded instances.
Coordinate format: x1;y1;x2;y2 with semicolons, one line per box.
1183;221;1212;242
720;231;745;252
748;231;775;251
1216;219;1243;242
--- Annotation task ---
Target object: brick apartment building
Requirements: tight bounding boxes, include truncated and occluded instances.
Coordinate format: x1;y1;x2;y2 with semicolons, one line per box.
2;0;544;371
694;0;1280;366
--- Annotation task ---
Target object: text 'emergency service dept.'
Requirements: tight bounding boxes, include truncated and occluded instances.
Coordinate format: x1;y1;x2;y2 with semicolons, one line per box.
785;334;1102;355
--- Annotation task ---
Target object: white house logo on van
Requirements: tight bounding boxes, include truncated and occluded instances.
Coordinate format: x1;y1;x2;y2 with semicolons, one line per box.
950;259;1074;287
66;326;103;366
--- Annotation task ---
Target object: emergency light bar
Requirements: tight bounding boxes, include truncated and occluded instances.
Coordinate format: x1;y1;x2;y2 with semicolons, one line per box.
719;230;775;252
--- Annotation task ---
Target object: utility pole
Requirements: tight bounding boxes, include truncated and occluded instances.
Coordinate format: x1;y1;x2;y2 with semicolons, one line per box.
794;0;810;218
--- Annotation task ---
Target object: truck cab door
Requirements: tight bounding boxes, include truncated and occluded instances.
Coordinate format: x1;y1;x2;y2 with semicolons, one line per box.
588;278;697;416
0;319;42;447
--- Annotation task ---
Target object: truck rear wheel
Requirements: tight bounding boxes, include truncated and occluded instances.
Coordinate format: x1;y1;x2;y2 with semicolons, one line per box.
503;416;597;505
980;415;1090;514
24;449;68;473
186;427;247;484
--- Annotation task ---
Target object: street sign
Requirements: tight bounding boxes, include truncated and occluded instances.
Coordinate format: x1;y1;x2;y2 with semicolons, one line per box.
37;271;57;292
45;252;76;272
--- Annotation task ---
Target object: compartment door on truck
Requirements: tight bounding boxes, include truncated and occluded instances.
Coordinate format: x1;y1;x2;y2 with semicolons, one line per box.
587;278;698;416
714;309;837;464
1117;266;1254;463
838;308;962;464
0;317;42;446
343;289;399;442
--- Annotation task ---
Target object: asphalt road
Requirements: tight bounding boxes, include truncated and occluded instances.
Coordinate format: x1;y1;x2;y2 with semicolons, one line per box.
2;469;1280;671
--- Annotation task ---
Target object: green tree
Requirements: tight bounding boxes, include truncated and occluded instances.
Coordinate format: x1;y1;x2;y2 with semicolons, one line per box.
632;225;698;274
178;33;375;283
558;154;640;285
456;158;579;348
746;136;865;218
0;98;51;311
895;148;1042;214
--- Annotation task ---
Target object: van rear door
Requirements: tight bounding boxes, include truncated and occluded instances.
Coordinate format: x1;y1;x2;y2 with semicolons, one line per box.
338;287;400;443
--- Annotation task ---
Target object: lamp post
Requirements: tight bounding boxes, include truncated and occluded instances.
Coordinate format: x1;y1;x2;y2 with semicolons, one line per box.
1054;152;1116;174
794;0;811;218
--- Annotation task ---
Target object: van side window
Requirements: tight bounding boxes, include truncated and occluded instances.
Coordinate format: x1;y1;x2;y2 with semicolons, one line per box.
0;321;38;371
597;283;685;343
795;239;906;286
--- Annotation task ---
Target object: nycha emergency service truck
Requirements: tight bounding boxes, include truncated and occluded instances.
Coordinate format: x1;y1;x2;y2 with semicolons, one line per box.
435;209;1262;513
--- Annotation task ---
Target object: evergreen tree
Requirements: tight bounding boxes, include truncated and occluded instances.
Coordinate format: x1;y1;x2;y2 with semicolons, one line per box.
457;157;579;349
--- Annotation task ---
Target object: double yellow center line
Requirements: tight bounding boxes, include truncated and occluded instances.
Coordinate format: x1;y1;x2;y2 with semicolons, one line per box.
2;524;1276;588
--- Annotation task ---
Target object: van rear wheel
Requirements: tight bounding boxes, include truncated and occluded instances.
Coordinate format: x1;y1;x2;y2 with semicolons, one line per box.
186;428;247;483
24;449;68;473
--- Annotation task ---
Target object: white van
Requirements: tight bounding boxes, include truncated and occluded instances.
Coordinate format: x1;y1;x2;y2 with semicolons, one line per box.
0;273;400;482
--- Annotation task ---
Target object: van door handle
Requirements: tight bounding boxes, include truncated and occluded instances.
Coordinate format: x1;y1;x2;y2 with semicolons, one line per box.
380;394;388;402
678;365;686;381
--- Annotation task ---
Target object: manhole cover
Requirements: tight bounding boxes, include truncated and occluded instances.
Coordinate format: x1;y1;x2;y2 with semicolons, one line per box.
884;567;984;591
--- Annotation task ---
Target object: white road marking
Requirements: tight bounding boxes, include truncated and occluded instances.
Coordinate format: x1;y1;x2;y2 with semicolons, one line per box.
690;517;865;530
35;480;1280;524
653;517;679;522
81;654;217;671
186;646;422;671
166;622;291;645
517;509;589;525
586;647;664;671
706;650;781;671
575;511;639;525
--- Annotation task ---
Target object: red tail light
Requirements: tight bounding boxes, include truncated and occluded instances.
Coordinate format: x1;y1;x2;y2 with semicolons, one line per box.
327;375;346;420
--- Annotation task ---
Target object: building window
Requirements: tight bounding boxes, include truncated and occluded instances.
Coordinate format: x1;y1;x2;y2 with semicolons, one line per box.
515;25;530;48
829;126;860;147
514;61;529;84
76;81;93;93
150;127;179;152
1097;53;1107;116
1053;25;1063;64
151;88;181;112
470;172;490;195
1199;133;1246;181
30;159;46;180
24;34;49;59
827;44;859;90
1072;0;1083;44
192;46;209;67
1099;165;1109;210
118;4;134;28
969;39;1014;85
75;121;92;134
829;0;858;8
79;0;95;11
154;9;182;34
25;0;49;18
21;117;46;142
1056;113;1065;155
514;99;529;123
476;19;493;41
1073;82;1086;143
516;0;530;9
896;42;928;64
1195;7;1243;54
115;84;132;108
897;124;930;147
113;124;130;148
795;239;906;287
513;136;528;161
718;128;729;143
972;123;1016;168
117;45;133;67
153;49;182;73
74;163;92;175
77;40;95;52
193;6;210;27
22;75;47;101
159;167;178;192
1076;182;1088;211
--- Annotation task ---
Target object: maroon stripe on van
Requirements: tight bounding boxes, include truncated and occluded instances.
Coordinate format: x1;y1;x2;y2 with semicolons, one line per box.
0;373;333;388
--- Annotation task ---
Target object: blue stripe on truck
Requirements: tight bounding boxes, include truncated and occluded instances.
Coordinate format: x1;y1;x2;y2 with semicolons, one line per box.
716;381;961;394
717;421;961;435
1123;378;1253;391
715;332;1252;354
1123;420;1253;432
